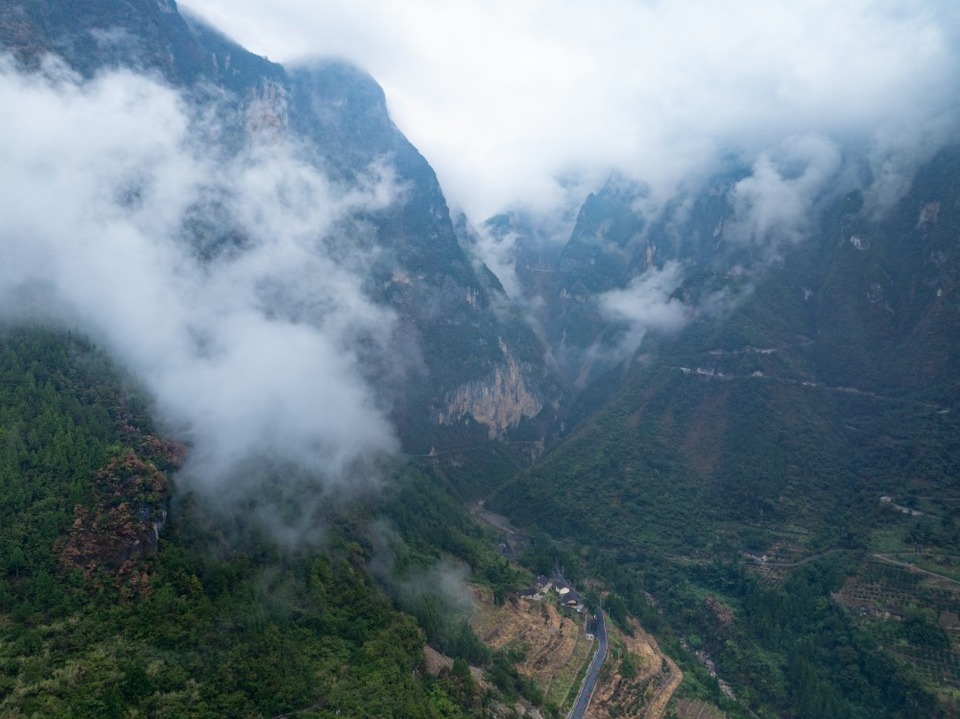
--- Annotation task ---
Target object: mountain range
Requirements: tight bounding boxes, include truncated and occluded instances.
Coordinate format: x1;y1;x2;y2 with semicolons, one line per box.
2;1;960;717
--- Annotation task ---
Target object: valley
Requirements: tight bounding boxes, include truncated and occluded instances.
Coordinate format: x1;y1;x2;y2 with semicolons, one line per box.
2;1;960;718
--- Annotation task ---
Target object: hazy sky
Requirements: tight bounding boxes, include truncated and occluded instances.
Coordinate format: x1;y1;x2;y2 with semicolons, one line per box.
181;0;960;221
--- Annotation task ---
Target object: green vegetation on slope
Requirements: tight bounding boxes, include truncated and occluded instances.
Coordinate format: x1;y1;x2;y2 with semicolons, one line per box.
0;326;496;718
490;149;960;716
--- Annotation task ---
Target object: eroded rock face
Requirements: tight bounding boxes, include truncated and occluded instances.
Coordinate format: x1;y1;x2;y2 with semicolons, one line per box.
243;79;288;140
439;339;542;439
58;448;175;596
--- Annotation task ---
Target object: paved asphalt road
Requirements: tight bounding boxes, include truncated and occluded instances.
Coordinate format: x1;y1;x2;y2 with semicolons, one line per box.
568;610;607;719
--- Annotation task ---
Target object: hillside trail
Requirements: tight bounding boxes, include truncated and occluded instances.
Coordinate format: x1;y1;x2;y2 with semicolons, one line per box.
743;548;851;568
872;553;960;588
470;500;520;535
666;363;951;414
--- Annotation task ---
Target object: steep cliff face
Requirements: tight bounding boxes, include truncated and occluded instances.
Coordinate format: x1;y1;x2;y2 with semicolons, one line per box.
0;0;217;82
0;0;558;453
285;59;554;446
439;340;543;439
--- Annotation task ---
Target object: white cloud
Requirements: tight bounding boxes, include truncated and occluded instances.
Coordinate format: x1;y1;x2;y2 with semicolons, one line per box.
0;56;401;536
727;133;843;248
598;261;689;356
181;0;960;221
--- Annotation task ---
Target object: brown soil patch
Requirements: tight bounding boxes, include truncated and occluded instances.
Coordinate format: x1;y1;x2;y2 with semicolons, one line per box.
585;620;683;719
423;645;453;677
469;586;590;698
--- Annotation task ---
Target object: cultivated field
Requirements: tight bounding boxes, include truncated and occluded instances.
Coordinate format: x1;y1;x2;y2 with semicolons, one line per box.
470;586;594;710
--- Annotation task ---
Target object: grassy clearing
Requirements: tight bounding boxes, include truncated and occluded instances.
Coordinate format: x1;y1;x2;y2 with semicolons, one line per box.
912;554;960;585
870;526;909;553
469;591;506;641
544;625;593;710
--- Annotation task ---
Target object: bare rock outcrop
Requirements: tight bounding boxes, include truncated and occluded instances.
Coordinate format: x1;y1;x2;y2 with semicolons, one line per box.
439;339;542;439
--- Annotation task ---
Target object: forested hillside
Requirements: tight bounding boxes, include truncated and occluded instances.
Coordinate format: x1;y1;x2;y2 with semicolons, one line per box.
491;148;960;716
3;1;960;717
0;327;520;718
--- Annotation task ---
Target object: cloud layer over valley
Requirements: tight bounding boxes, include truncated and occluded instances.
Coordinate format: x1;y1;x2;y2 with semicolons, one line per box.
178;0;960;368
0;56;401;532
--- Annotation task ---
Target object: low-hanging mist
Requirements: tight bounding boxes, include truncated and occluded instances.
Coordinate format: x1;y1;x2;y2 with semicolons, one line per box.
0;55;404;534
184;0;960;223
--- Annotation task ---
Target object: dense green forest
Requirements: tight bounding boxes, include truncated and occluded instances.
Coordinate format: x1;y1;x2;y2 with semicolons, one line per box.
492;376;960;715
0;326;524;718
2;316;957;717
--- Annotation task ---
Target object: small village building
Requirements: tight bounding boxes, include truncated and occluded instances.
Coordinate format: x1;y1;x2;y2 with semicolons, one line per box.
563;590;585;612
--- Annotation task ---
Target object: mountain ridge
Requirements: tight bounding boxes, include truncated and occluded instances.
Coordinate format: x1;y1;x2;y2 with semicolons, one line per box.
0;0;558;458
4;1;960;716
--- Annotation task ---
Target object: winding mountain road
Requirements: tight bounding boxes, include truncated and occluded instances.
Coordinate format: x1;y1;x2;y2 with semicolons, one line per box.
568;610;607;719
